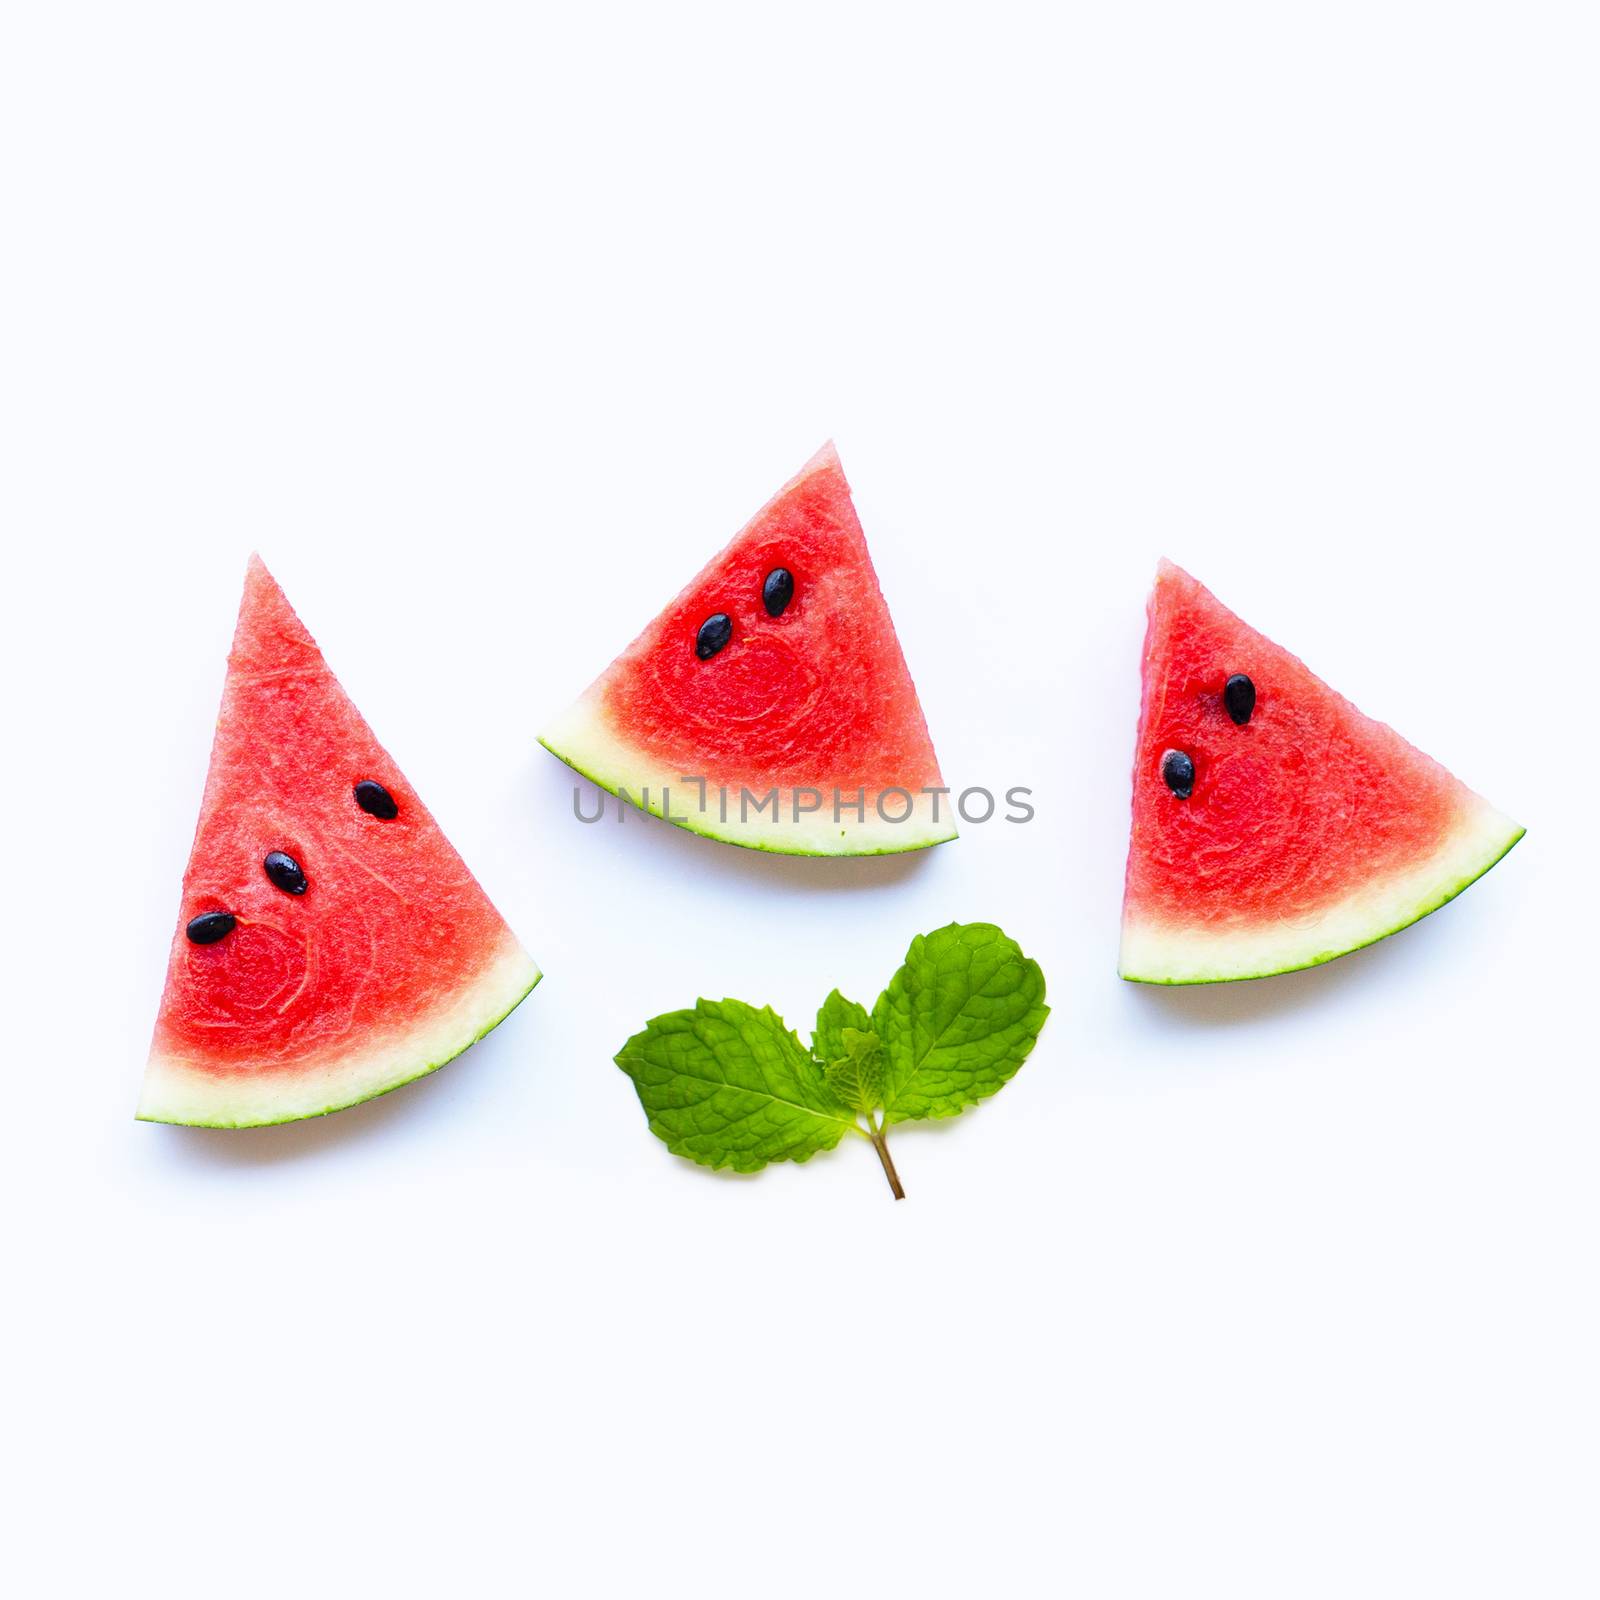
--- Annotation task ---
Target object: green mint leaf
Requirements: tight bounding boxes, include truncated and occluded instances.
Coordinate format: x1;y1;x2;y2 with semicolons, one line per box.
822;1027;885;1116
872;922;1049;1124
615;999;861;1173
812;989;873;1064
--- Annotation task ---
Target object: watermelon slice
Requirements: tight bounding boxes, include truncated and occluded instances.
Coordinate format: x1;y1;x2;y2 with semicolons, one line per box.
1121;561;1523;984
539;444;955;854
139;557;540;1127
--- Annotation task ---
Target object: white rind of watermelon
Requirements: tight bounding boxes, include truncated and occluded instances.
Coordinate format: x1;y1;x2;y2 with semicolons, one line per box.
136;940;541;1128
540;694;959;856
1119;797;1524;984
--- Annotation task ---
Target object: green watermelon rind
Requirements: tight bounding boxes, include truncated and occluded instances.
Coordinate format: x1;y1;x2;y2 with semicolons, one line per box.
1119;803;1524;985
539;694;959;857
136;943;542;1128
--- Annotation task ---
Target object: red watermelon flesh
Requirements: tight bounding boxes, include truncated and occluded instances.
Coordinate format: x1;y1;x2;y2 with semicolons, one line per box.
139;558;540;1126
1121;561;1523;983
539;444;954;853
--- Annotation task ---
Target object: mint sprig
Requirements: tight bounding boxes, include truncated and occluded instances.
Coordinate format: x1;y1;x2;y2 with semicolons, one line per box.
614;922;1049;1199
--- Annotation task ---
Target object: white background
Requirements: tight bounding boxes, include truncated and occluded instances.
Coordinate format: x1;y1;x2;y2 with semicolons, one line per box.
3;4;1596;1596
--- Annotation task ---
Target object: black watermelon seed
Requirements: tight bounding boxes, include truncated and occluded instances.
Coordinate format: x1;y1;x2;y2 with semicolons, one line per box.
762;567;795;617
1224;673;1257;726
263;850;308;895
695;613;733;660
185;911;237;945
1161;749;1195;799
354;779;399;819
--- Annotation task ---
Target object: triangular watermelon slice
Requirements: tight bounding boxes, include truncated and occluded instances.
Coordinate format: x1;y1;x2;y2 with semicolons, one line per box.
539;444;955;854
1121;561;1523;984
139;557;541;1127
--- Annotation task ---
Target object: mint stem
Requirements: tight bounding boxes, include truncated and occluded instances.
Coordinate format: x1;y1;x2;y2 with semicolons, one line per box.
870;1130;905;1200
